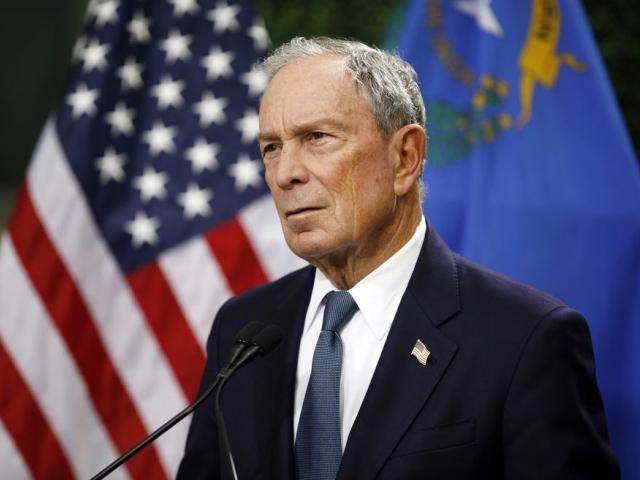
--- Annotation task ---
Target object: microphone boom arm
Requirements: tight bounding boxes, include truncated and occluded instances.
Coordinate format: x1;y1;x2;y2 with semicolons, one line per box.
89;323;282;480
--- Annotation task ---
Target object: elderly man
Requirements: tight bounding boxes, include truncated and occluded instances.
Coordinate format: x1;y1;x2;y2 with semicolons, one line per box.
177;37;618;479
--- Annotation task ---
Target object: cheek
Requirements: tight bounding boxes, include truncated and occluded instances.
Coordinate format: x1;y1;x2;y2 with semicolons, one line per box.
263;167;284;207
352;165;396;220
326;167;357;221
264;164;276;190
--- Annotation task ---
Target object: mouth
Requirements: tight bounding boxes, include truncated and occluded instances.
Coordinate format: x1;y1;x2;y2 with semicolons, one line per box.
285;207;322;218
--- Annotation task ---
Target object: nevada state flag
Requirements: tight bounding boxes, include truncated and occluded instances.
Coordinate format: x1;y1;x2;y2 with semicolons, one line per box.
391;0;640;477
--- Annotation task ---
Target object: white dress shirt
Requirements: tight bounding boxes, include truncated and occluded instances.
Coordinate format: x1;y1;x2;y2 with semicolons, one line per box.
293;217;427;451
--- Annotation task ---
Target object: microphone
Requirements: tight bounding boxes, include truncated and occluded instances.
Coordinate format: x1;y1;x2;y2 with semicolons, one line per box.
216;324;284;480
90;322;282;480
227;320;266;366
230;324;284;370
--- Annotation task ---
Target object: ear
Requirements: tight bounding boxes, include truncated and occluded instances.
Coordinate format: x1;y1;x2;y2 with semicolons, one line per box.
390;124;426;197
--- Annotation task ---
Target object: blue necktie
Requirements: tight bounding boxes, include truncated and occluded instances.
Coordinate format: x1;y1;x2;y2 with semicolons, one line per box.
295;291;359;480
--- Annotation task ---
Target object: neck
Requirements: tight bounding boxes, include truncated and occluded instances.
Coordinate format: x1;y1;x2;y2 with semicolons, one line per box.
311;199;422;290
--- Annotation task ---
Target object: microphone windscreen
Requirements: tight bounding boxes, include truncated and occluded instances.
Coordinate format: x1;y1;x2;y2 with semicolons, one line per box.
252;325;284;354
234;320;265;344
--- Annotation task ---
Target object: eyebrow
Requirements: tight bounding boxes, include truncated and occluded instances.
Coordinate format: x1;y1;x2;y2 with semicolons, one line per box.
258;132;279;143
258;117;347;142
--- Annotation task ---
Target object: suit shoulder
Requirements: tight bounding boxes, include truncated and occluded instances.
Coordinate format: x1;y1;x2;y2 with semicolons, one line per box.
204;265;313;355
454;253;568;320
224;265;313;310
214;265;313;330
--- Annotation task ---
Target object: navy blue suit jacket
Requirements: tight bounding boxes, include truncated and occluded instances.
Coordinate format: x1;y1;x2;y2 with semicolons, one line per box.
177;224;619;479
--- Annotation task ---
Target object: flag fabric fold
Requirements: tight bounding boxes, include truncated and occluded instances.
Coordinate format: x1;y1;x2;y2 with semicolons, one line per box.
0;0;301;478
394;0;640;477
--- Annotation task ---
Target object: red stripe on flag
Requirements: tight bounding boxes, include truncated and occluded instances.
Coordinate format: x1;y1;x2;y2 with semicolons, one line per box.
8;184;168;480
205;217;268;295
0;338;75;479
127;262;206;402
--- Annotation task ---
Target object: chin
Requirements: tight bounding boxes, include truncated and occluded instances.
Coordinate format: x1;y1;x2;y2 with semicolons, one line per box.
285;231;335;262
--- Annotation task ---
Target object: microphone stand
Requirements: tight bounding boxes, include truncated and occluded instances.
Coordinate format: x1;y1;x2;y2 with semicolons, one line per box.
90;372;226;480
216;344;263;480
89;323;281;480
216;366;239;480
91;349;266;480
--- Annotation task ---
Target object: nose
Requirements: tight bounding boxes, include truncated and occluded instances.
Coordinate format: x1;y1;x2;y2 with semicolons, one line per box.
273;143;309;190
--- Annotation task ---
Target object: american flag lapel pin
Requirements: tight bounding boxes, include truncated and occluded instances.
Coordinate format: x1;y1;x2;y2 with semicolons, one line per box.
411;339;430;366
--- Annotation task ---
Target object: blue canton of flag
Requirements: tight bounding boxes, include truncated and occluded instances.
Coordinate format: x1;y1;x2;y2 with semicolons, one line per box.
392;0;640;477
60;0;269;273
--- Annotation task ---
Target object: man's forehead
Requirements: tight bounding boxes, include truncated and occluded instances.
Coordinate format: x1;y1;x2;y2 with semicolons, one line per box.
262;55;353;99
276;54;348;78
258;54;379;138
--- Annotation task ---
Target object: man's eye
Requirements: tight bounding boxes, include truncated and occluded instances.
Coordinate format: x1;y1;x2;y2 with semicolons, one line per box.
262;143;279;156
309;131;327;141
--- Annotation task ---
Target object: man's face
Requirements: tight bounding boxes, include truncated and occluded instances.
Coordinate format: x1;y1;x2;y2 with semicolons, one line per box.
258;55;398;264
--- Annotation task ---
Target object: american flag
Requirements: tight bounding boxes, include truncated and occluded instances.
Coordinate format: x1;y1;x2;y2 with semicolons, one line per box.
410;339;430;366
0;0;302;478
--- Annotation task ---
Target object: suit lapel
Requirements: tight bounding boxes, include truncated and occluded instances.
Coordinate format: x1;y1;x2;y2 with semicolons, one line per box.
252;266;314;479
338;225;461;479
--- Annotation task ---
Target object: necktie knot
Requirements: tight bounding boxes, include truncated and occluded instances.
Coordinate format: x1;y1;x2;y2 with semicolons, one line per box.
322;291;358;333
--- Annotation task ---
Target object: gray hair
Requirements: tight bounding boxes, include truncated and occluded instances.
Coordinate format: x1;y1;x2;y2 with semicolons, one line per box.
260;37;426;139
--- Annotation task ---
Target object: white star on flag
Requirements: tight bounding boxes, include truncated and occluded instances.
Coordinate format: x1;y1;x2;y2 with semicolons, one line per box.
125;211;160;247
160;30;193;63
105;101;135;136
235;109;259;144
177;183;213;219
133;167;169;201
185;138;220;173
143;121;177;156
168;0;200;16
152;76;185;109
207;1;241;33
85;0;99;18
81;39;110;72
201;46;234;80
455;0;504;37
228;154;262;190
127;11;151;44
67;83;99;118
240;64;268;97
96;147;127;183
193;92;228;127
248;19;269;50
117;57;144;91
92;0;120;26
72;36;87;63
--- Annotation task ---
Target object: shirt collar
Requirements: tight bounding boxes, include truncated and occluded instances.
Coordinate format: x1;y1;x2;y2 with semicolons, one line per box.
304;216;426;339
303;269;335;335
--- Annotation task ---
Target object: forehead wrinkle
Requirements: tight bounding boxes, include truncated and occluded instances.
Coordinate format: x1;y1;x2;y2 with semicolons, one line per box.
259;55;374;141
260;113;359;145
290;115;350;136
